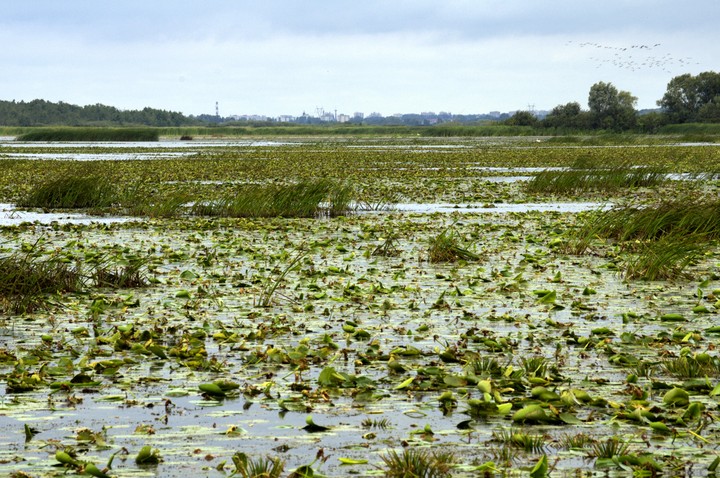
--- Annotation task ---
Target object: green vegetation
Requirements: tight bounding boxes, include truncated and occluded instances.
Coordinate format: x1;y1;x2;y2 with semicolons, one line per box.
18;173;115;209
380;449;456;478
191;180;354;218
427;226;481;262
0;249;83;313
2;137;720;476
230;452;285;478
525;162;667;194
16;127;159;141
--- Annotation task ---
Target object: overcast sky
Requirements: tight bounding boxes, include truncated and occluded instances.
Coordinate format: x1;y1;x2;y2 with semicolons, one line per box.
1;1;717;117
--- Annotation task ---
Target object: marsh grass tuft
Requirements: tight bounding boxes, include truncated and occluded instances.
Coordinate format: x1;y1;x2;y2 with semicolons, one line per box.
17;127;159;142
492;428;547;453
590;436;631;459
623;234;705;280
380;448;456;478
565;196;720;279
19;174;116;209
428;227;480;263
231;452;284;478
0;250;84;313
192;180;354;218
525;161;667;195
557;432;596;451
92;256;149;289
663;355;720;379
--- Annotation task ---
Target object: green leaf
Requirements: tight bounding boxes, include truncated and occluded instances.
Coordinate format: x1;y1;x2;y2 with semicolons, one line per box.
530;455;548;478
339;457;368;465
302;415;330;433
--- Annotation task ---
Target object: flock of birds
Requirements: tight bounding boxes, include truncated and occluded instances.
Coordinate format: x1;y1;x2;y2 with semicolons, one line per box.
567;40;699;73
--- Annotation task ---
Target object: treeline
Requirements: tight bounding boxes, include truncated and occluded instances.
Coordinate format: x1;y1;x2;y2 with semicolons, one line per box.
504;71;720;133
0;99;199;127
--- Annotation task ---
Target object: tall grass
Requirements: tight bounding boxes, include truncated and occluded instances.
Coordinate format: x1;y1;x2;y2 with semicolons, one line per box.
16;128;159;142
566;195;720;280
583;197;720;243
380;448;456;478
18;174;116;209
0;251;84;313
525;162;667;195
192;180;354;218
428;227;480;263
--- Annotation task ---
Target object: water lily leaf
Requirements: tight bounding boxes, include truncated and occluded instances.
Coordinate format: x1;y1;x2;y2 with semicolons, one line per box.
649;421;672;434
663;387;689;407
559;412;583;424
660;313;684;322
85;463;112;478
302;415;329;433
199;383;226;397
180;270;199;280
135;445;161;464
512;404;548;424
55;450;79;467
339;457;368;465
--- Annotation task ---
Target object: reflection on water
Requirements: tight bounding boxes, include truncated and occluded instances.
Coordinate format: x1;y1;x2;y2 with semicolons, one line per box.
0;204;132;226
364;202;609;214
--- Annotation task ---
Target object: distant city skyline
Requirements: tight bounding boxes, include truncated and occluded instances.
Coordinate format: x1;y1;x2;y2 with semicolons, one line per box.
1;1;717;117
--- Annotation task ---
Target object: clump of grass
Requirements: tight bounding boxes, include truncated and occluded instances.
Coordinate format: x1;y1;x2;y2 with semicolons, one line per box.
623;234;705;280
193;180;354;218
17;127;159;142
0;251;84;313
92;256;149;289
663;355;719;379
231;452;284;478
491;428;547;453
361;417;391;429
428;227;480;263
521;356;549;379
125;191;191;218
557;432;596;451
565;196;720;279
18;174;116;209
572;196;720;246
525;162;667;195
590;436;631;459
465;357;504;378
380;448;455;478
372;234;401;257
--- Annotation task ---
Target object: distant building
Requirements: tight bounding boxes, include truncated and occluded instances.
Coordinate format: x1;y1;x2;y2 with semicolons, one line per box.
337;114;350;123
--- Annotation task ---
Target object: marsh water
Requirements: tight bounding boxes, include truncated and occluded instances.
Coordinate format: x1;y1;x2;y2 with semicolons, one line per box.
1;137;720;477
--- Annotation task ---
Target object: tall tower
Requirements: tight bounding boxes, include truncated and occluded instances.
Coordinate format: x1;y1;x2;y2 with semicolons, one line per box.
215;101;220;119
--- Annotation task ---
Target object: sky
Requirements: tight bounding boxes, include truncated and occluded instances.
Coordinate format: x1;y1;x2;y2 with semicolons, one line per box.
1;1;718;118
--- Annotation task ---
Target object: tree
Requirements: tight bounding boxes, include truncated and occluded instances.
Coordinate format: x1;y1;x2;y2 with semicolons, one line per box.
503;110;538;127
659;71;720;123
543;102;588;129
588;82;637;131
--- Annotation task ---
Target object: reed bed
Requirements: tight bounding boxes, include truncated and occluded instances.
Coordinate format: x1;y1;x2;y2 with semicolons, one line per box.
0;252;84;313
525;163;667;194
192;180;354;218
566;195;720;280
16;127;159;142
428;227;481;263
18;174;116;209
